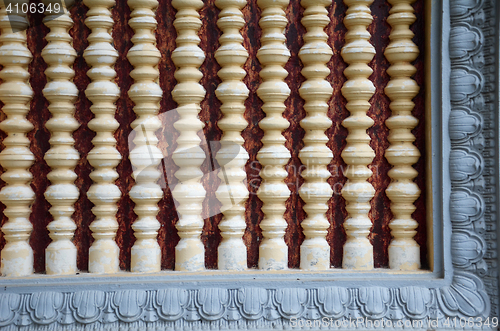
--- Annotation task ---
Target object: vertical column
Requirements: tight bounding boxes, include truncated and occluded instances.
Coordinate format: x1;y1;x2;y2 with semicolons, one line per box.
340;0;375;270
385;0;420;270
0;1;34;277
171;0;206;272
215;0;249;271
127;0;163;273
298;0;333;270
42;0;79;275
256;0;291;271
84;0;121;274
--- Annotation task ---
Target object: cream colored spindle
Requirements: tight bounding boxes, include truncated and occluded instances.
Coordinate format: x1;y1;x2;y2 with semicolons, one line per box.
171;0;206;272
385;0;420;270
340;0;375;270
0;2;34;277
42;1;80;275
215;0;249;271
84;0;121;274
256;0;291;271
298;0;333;270
127;0;163;273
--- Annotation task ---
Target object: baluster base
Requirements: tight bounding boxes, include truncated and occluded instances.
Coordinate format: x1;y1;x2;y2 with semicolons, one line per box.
46;241;77;275
300;238;330;270
175;238;204;272
131;241;161;273
89;240;120;274
218;239;247;271
1;241;33;277
342;239;373;270
259;239;288;270
389;241;420;271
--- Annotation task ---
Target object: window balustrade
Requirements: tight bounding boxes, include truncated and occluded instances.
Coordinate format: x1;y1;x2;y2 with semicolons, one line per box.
0;1;498;331
0;0;427;276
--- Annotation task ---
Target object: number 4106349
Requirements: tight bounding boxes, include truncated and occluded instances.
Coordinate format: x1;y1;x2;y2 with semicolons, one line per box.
443;317;498;328
5;2;61;15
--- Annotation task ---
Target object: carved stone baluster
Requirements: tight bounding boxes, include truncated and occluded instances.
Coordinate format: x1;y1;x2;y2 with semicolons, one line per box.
214;0;249;271
171;0;206;272
298;0;333;270
385;0;420;270
0;2;34;277
127;0;163;273
256;0;291;271
84;0;121;274
42;1;80;275
340;0;375;270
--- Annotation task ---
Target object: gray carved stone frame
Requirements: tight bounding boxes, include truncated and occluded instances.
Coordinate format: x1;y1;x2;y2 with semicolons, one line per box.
0;0;499;330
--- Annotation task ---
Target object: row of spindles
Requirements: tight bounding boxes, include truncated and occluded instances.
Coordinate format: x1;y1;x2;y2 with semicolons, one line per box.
0;0;421;276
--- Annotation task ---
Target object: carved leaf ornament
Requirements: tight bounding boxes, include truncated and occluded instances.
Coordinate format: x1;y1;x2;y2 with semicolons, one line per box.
316;287;350;318
72;290;106;324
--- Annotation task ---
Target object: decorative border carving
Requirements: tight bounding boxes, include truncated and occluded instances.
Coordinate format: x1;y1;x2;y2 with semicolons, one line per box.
0;0;497;329
448;0;498;321
0;276;491;330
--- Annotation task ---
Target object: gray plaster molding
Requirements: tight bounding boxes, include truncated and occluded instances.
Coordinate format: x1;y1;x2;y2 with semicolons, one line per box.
0;0;498;330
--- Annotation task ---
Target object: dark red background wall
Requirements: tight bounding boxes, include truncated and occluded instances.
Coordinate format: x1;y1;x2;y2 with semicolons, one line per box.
0;0;427;273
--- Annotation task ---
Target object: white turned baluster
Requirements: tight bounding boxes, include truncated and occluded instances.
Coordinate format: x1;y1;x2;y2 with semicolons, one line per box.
385;0;420;270
0;2;34;277
298;0;333;270
42;1;80;275
256;0;291;271
127;0;163;273
215;0;249;271
84;0;121;274
341;0;375;270
171;0;206;272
